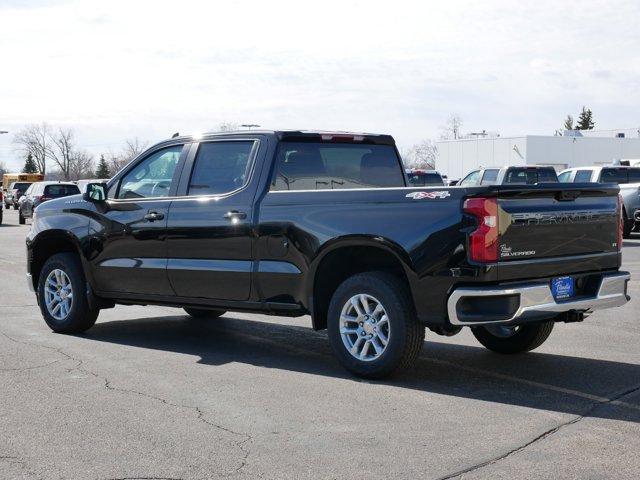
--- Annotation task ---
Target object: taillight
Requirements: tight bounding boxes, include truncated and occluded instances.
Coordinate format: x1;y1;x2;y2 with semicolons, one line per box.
617;194;623;250
464;197;499;263
37;195;51;203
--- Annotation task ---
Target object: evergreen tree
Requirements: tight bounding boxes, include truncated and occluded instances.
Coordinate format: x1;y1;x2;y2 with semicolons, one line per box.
575;106;595;130
94;154;110;178
563;115;574;131
22;153;39;173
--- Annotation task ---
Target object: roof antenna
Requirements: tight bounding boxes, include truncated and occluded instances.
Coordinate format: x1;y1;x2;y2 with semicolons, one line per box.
171;132;179;138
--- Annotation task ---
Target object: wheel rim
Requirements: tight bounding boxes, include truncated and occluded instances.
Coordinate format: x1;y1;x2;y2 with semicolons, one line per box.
340;294;390;362
44;269;73;321
484;324;521;338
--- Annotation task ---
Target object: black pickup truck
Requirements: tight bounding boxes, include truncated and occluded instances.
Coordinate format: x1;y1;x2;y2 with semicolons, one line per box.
26;130;630;378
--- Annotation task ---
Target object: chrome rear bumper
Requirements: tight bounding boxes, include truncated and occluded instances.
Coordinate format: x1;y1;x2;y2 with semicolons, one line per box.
448;272;630;326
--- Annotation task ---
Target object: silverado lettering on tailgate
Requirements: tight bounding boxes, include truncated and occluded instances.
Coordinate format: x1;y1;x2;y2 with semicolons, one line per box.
508;210;616;226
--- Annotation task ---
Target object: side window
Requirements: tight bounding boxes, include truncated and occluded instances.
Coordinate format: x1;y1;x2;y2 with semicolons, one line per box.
407;173;426;186
480;169;499;185
557;171;571;182
271;143;404;191
188;141;255;196
117;145;182;199
459;170;480;187
573;170;593;183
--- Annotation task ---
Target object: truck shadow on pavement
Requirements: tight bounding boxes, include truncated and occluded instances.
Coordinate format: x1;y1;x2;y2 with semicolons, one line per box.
84;314;640;424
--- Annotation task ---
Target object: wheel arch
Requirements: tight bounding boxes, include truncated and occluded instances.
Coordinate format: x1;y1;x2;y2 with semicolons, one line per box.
307;236;417;330
28;230;88;291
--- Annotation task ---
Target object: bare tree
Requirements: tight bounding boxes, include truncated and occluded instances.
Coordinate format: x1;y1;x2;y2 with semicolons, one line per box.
218;121;239;132
403;140;438;169
47;127;76;180
0;160;8;177
106;137;149;174
68;150;95;180
439;114;463;140
13;123;50;174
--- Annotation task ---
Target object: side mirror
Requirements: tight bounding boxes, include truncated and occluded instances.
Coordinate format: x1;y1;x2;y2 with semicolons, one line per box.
83;183;108;203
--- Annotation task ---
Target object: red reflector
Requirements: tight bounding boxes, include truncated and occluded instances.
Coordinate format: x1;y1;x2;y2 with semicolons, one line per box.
464;197;499;263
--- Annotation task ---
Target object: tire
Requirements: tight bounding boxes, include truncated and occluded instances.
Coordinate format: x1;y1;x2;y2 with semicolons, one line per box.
327;272;425;379
471;321;554;354
0;210;3;225
184;307;226;318
18;210;25;224
623;219;633;239
37;252;99;333
13;204;18;210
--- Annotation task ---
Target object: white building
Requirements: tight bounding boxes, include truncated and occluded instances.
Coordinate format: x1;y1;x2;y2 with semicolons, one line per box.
436;134;640;180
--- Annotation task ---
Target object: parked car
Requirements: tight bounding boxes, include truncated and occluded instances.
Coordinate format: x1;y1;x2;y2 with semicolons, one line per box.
19;181;80;224
558;166;640;238
25;130;629;378
405;169;445;186
5;182;33;209
459;166;558;187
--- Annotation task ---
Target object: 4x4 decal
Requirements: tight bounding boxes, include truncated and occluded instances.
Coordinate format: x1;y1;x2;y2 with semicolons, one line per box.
405;191;451;200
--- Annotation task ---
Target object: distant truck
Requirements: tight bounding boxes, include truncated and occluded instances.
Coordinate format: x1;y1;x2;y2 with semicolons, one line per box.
559;166;640;238
2;173;44;192
458;166;558;187
405;169;445;186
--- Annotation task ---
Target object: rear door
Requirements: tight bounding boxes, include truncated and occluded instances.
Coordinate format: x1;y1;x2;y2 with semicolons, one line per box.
165;138;261;300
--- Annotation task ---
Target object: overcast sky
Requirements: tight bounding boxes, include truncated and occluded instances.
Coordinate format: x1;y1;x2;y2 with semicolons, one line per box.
1;0;639;170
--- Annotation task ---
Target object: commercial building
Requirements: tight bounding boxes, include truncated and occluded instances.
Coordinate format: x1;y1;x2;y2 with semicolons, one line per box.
436;132;640;180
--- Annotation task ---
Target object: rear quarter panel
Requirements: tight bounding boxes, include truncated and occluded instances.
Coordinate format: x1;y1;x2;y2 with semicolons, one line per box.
256;187;484;323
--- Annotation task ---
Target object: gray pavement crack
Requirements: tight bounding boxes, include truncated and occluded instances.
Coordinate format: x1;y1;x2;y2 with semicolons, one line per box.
1;329;253;476
436;382;640;480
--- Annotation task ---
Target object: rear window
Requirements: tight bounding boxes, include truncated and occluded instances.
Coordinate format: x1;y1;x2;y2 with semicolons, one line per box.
503;168;558;184
271;143;405;191
407;172;444;186
44;184;80;197
13;182;31;191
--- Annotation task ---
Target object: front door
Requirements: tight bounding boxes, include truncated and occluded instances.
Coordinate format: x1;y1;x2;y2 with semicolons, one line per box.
91;144;186;296
166;139;259;300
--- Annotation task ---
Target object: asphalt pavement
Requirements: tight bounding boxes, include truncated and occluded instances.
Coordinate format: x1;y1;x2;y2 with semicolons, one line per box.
1;206;639;479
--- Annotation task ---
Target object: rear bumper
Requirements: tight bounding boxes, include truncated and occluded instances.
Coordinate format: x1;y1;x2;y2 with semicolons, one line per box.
448;271;630;326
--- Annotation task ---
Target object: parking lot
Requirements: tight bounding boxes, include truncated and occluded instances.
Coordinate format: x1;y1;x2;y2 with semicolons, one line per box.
0;206;638;480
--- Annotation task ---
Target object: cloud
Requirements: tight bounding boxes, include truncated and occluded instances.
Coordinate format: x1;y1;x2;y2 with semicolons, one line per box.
1;0;640;170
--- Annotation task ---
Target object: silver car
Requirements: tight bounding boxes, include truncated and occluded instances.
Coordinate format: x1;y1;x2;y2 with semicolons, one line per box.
559;166;640;238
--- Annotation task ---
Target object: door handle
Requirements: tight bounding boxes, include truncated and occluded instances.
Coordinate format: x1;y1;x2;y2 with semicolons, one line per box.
144;211;164;222
224;210;247;221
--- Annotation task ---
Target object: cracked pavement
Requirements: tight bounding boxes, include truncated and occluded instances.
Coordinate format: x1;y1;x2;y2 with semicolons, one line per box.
1;208;639;479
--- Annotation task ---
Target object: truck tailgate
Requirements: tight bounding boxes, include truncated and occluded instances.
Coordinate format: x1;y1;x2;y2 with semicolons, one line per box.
477;184;621;280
